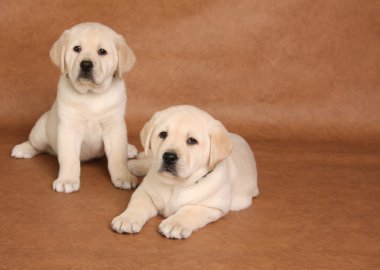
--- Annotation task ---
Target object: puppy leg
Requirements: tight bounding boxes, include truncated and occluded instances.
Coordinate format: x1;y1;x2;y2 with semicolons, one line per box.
159;205;224;239
103;120;137;189
52;124;83;193
11;112;50;158
111;186;157;234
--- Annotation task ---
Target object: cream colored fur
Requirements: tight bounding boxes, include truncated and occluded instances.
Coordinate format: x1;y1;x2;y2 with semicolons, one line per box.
112;105;259;239
11;22;137;193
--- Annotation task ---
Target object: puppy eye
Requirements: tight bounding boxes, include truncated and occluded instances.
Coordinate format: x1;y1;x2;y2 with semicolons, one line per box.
73;46;81;53
98;48;107;55
159;131;168;139
187;137;198;145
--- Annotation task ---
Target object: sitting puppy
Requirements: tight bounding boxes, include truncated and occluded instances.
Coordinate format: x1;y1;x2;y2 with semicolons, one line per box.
112;105;259;239
11;22;138;193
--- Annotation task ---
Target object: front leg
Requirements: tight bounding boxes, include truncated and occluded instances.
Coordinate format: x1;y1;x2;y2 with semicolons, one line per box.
159;205;224;239
111;186;158;234
103;119;137;189
53;124;83;193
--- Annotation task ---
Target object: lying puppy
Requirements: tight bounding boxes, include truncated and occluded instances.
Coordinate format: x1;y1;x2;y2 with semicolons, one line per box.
11;22;138;193
112;105;259;239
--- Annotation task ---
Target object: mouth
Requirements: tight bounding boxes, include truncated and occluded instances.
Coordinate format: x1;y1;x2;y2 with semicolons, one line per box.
77;71;95;83
159;164;178;177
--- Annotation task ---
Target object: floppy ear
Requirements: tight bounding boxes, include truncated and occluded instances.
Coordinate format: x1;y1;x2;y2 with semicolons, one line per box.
115;35;136;78
209;121;233;170
140;111;161;155
49;30;70;73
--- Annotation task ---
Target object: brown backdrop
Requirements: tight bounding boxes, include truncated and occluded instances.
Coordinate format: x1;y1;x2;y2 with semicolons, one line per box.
1;1;379;269
1;0;379;142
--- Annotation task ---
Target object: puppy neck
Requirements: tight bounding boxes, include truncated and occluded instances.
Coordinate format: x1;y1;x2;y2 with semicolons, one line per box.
195;170;213;184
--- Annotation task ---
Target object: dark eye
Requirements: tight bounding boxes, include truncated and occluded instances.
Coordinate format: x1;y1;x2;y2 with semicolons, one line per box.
187;137;198;145
98;48;107;55
73;46;81;53
159;131;167;139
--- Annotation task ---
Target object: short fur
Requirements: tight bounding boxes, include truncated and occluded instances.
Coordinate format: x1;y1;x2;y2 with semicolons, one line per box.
112;105;259;239
11;22;137;193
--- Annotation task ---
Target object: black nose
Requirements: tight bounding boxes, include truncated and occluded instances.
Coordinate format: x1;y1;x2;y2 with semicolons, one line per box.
80;60;93;72
162;152;178;165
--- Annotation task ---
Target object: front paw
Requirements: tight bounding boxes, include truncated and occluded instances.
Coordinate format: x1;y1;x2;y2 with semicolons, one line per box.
52;179;80;193
111;171;138;189
159;217;192;239
111;214;143;234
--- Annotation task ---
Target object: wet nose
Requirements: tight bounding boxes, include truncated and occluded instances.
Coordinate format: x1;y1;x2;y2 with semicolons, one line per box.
80;60;93;72
162;152;178;165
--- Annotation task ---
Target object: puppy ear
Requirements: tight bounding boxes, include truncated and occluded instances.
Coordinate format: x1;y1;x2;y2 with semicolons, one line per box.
140;111;161;155
115;35;136;78
209;121;233;170
49;30;70;73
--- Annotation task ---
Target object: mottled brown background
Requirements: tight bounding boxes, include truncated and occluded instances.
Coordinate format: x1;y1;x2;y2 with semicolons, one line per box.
1;1;379;269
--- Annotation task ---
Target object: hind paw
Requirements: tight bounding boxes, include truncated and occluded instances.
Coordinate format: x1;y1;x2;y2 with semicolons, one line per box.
127;144;138;159
11;142;39;159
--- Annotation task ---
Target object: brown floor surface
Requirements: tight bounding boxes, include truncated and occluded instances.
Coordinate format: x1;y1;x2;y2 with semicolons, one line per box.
1;132;379;269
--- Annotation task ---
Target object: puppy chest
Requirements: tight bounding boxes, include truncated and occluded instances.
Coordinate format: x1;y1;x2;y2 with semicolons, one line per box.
80;121;104;160
148;186;191;217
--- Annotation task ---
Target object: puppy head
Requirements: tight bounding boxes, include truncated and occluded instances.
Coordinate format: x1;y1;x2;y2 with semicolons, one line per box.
50;22;135;94
141;105;233;185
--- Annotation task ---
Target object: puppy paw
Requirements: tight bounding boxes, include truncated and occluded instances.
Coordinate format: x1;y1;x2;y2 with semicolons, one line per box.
159;217;192;239
111;214;143;234
136;151;146;159
127;144;138;159
53;179;80;193
111;172;138;189
11;142;39;159
127;159;149;177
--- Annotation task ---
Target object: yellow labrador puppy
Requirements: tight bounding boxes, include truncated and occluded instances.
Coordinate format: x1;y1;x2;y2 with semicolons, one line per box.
112;105;259;239
11;22;138;193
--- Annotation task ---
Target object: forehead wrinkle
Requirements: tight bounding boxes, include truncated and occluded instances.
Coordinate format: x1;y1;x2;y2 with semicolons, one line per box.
69;30;114;48
155;111;209;144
